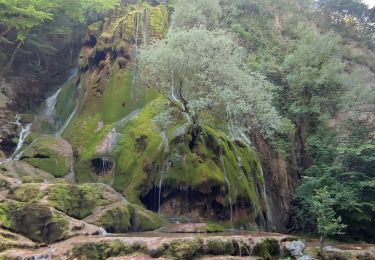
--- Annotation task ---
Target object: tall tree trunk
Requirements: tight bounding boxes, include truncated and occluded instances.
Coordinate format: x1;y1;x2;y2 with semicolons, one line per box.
0;42;22;79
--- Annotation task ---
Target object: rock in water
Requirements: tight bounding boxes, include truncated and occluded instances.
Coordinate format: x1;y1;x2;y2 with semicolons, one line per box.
285;240;305;257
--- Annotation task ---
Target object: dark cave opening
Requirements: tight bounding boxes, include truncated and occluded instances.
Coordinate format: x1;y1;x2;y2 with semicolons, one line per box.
91;157;114;177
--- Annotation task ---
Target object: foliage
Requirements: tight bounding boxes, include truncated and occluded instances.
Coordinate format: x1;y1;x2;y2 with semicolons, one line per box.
282;26;345;121
140;28;290;137
171;0;221;30
311;187;346;238
316;0;375;48
293;122;375;241
0;0;119;41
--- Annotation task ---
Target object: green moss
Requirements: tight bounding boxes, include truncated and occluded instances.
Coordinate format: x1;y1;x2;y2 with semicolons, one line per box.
148;5;169;36
204;238;235;255
253;238;280;260
0;201;21;229
114;98;165;203
129;204;164;231
12;184;44;203
91;203;131;233
100;68;153;124
47;183;107;219
204;223;225;233
1;202;70;244
55;77;78;127
21;136;71;178
70;240;147;260
160;238;203;260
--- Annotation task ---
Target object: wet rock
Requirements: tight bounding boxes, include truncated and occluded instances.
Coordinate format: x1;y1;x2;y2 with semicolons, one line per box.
253;238;280;259
284;240;305;257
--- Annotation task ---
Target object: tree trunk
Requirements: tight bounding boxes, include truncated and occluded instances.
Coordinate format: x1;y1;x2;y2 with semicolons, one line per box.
319;235;324;253
0;41;22;79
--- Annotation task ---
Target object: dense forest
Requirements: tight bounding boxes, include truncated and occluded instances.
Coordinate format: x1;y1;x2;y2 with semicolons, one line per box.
0;0;374;259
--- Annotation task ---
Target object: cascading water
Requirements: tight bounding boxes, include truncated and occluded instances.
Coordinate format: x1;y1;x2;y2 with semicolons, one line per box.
57;103;78;137
12;115;32;160
143;8;149;47
157;131;169;214
0;115;32;165
220;145;233;223
227;109;273;229
94;110;140;186
44;88;62;121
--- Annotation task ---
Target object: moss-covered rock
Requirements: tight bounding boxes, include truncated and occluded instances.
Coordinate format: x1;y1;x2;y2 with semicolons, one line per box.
0;229;36;253
203;238;235;255
20;135;72;178
47;183;109;219
12;183;45;203
87;203;131;233
0;160;55;183
0;201;69;244
129;204;164;231
253;238;280;260
158;238;204;260
70;240;147;260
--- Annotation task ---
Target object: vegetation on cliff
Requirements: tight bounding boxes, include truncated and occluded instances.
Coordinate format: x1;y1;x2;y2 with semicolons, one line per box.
0;0;374;249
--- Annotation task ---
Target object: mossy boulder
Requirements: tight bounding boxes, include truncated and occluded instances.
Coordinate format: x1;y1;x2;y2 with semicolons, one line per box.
157;238;204;260
46;183;109;219
84;202;163;233
0;201;69;244
129;204;164;232
20;135;72;178
0;160;55;183
253;238;280;260
0;229;36;253
86;203;132;233
70;240;147;260
203;238;235;255
11;183;45;202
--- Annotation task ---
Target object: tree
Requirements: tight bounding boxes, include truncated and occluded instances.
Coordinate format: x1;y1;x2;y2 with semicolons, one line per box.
0;0;120;77
311;187;346;252
171;0;222;30
140;28;290;138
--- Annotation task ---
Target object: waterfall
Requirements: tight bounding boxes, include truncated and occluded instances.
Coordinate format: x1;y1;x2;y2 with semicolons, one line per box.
98;227;108;236
0;116;32;165
116;109;140;130
56;102;78;137
143;8;149;47
158;160;169;214
220;146;233;223
227;109;273;229
280;242;285;259
157;131;170;214
131;7;141;97
157;131;169;152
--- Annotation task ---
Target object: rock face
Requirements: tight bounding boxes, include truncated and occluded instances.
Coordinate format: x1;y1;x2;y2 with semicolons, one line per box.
52;1;287;230
20;135;73;178
0;179;163;245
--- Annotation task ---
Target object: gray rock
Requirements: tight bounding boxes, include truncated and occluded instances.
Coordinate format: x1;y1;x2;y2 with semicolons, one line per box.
297;255;313;260
285;240;305;257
